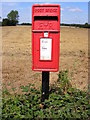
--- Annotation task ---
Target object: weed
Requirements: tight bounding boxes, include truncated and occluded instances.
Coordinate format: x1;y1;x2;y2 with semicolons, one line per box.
58;70;71;94
12;87;16;92
2;72;90;119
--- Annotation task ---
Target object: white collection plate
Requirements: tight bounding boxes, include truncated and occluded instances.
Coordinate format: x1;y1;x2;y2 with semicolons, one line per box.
40;38;52;60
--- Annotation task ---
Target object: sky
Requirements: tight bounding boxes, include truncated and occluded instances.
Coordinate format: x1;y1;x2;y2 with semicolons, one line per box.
2;2;88;24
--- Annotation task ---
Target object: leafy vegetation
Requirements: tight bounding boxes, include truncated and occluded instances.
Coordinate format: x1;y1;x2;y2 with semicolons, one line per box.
21;23;32;25
2;10;19;26
7;10;19;21
2;70;90;119
2;18;18;26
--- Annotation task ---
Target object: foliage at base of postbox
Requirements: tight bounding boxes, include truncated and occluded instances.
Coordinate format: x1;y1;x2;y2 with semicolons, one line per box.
2;71;90;119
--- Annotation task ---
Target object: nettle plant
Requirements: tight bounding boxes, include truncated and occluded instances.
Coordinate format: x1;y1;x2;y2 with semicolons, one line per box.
58;70;71;94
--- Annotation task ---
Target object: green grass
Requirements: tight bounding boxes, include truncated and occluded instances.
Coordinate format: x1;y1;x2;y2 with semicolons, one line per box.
2;70;90;119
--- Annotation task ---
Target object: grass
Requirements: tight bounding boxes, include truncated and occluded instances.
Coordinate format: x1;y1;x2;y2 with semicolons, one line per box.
1;70;90;119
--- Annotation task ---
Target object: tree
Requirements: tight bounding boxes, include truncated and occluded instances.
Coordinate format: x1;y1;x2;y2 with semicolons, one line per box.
0;16;1;21
0;16;2;26
7;10;19;24
2;18;18;26
85;23;88;26
2;18;9;26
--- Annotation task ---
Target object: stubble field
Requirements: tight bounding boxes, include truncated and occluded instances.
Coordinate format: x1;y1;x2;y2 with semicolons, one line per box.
2;26;88;94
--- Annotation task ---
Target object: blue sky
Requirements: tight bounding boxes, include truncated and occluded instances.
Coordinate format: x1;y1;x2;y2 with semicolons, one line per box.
2;2;88;24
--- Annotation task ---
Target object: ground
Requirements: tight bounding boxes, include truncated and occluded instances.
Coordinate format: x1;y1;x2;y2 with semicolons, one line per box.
2;26;88;94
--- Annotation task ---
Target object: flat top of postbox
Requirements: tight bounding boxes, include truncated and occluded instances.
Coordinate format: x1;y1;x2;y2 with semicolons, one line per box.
32;4;60;16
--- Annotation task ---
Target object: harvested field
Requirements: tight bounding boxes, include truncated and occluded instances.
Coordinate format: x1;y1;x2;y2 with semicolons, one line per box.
2;26;88;94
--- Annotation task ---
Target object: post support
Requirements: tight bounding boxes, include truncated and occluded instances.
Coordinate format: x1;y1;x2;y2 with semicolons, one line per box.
41;71;49;102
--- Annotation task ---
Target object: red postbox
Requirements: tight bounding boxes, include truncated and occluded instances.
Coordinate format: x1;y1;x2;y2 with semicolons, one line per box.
32;4;60;72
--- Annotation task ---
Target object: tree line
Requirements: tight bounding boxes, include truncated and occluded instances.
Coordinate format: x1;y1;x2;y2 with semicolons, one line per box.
61;23;90;28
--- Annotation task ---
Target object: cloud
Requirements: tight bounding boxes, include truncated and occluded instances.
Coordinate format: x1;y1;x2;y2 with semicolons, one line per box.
2;2;18;7
68;7;83;12
61;14;63;17
7;3;17;6
42;3;51;4
61;8;64;11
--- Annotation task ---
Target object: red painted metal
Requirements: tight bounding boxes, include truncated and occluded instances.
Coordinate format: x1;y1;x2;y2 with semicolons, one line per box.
32;4;60;72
